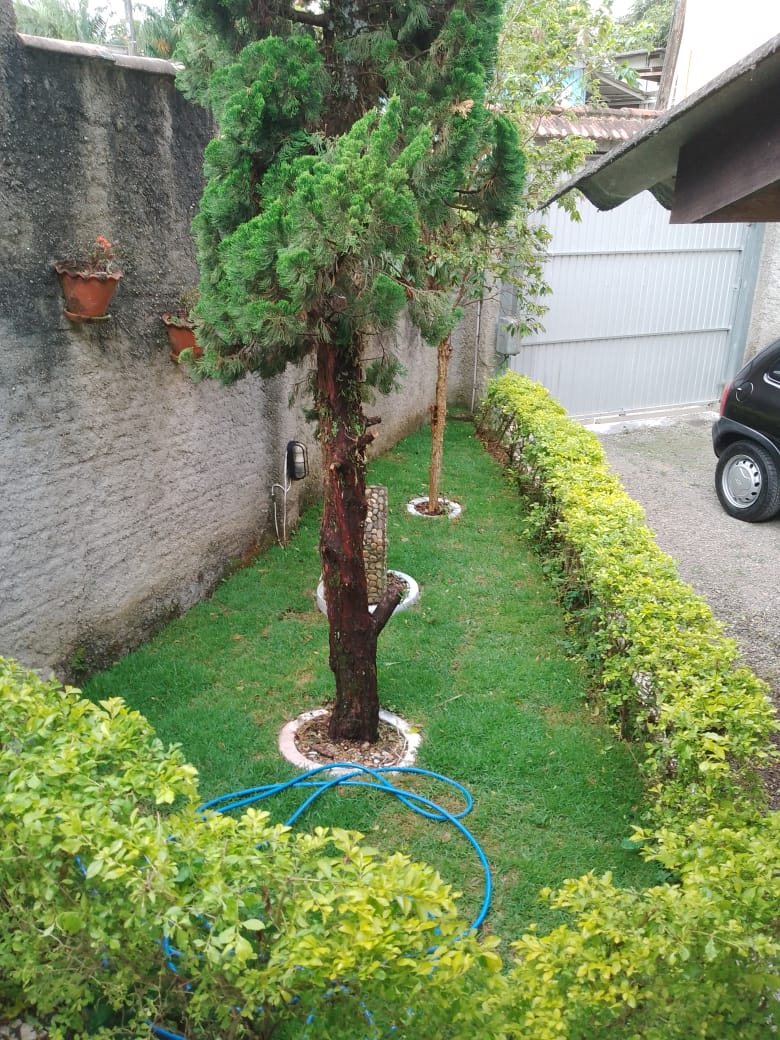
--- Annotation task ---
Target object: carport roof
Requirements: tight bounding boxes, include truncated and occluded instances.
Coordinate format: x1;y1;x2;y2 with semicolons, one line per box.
548;32;780;223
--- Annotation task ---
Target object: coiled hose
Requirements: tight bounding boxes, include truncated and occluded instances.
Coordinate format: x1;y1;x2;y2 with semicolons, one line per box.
151;763;491;1039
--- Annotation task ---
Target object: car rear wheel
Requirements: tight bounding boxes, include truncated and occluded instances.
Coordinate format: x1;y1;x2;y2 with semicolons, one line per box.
715;440;780;521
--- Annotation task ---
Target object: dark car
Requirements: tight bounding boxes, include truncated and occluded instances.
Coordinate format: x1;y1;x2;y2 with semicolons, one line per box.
712;337;780;522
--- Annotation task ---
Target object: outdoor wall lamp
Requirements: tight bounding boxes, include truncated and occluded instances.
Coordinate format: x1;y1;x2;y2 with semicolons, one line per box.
286;440;308;482
272;441;308;548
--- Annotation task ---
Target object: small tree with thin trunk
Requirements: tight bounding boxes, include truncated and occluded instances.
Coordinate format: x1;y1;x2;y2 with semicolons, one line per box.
179;1;524;743
419;0;643;516
416;115;525;515
620;0;675;48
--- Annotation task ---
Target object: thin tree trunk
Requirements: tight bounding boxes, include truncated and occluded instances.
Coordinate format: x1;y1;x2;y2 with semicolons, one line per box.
427;334;452;515
316;337;403;743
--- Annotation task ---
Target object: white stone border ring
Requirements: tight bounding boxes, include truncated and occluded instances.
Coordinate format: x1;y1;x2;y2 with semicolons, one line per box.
278;707;422;773
406;496;462;519
315;570;420;616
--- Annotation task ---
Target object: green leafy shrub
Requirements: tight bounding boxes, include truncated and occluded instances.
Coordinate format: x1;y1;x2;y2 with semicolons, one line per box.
0;657;502;1039
475;372;779;1037
504;810;780;1039
480;372;776;823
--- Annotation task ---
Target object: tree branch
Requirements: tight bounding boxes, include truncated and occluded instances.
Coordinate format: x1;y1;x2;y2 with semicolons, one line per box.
355;429;375;452
289;4;328;28
370;574;405;636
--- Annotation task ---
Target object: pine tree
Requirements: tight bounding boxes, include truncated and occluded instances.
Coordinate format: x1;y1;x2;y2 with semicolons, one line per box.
180;0;524;742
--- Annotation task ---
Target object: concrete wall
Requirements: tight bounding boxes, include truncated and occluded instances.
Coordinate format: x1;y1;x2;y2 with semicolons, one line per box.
0;1;463;680
670;1;780;105
745;224;780;358
665;3;780;361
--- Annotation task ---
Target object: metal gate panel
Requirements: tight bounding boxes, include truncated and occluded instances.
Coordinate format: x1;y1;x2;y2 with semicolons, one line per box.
499;193;754;416
513;331;731;416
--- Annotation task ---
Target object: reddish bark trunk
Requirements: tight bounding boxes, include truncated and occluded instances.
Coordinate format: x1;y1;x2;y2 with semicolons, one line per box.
426;335;452;514
316;337;403;743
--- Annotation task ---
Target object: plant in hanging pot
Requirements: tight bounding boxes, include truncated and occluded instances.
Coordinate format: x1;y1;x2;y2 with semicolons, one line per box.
162;288;204;363
54;235;123;321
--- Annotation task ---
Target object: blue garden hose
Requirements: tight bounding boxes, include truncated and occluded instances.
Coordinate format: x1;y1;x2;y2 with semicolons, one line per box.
197;762;492;928
150;764;491;1040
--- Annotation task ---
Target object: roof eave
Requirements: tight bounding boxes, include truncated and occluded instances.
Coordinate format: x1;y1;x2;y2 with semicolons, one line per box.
546;31;780;214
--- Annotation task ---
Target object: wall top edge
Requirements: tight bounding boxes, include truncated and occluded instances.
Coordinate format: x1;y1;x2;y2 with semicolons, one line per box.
17;33;178;75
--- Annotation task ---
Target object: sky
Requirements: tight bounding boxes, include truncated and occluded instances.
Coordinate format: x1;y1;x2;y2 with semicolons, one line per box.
606;0;635;15
90;0;164;24
589;0;637;16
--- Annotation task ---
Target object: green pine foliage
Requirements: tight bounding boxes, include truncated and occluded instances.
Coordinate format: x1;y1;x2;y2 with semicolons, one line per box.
194;89;430;378
181;1;524;379
178;3;527;736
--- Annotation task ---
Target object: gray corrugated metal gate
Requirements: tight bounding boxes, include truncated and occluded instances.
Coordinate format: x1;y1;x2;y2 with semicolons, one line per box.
498;193;764;417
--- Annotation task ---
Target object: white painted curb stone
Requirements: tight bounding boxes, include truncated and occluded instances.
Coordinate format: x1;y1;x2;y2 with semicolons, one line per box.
278;707;422;773
406;496;462;519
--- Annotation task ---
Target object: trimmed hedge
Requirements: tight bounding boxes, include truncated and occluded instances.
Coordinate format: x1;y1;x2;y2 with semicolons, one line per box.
2;373;777;1037
0;657;502;1039
503;810;780;1038
480;373;776;823
477;373;779;1038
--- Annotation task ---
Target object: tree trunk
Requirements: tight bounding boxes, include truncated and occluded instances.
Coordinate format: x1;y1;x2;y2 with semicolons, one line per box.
316;337;403;743
427;335;452;515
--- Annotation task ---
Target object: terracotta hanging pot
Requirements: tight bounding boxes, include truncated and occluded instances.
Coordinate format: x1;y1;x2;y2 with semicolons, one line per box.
54;263;123;321
162;312;204;362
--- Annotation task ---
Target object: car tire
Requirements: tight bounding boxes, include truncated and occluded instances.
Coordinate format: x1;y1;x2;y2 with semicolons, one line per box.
715;440;780;522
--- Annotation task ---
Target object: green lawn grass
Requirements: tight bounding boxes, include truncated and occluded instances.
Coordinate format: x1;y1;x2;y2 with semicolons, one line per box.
84;419;664;942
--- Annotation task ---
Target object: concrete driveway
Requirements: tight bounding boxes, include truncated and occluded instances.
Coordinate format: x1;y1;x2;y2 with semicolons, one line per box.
588;406;780;711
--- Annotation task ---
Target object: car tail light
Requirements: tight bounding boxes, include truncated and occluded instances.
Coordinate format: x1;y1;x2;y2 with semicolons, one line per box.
719;382;731;415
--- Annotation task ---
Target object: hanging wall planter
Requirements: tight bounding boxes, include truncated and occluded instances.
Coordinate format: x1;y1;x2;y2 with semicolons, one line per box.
55;266;122;321
54;236;122;321
162;312;204;362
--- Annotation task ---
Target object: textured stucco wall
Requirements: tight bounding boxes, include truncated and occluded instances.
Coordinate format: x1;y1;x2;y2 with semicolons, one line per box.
0;5;451;679
448;282;501;414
